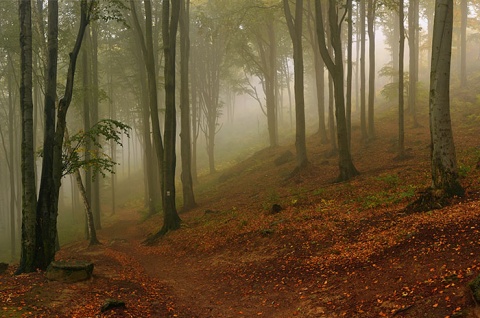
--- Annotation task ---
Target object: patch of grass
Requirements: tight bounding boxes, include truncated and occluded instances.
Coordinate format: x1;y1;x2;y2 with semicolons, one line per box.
376;173;399;188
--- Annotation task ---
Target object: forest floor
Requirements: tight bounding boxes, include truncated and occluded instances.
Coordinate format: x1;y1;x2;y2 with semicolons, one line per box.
2;104;480;317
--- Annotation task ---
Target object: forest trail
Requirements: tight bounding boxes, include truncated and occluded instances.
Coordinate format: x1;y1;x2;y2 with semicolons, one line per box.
99;207;300;317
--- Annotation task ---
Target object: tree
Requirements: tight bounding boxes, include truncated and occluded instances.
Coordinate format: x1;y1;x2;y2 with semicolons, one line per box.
63;120;130;246
408;0;419;127
18;0;37;273
315;0;359;182
16;0;95;274
428;0;463;196
359;0;367;141
460;0;467;86
179;0;196;210
398;0;405;158
128;0;157;216
35;0;58;270
283;0;308;170
145;0;182;242
130;0;165;211
367;0;376;139
305;0;327;144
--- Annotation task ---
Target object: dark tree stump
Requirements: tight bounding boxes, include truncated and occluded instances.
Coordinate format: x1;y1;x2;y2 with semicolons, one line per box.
274;150;294;166
45;260;94;283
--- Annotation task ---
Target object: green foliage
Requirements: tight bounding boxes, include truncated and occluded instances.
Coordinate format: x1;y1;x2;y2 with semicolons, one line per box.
357;184;416;210
375;173;399;187
458;164;471;178
62;119;130;179
91;0;128;24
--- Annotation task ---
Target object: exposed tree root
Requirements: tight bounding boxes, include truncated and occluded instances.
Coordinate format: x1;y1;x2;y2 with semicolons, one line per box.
404;188;457;213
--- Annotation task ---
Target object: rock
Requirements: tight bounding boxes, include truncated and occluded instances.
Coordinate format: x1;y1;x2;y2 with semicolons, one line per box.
45;260;94;283
274;150;294;166
270;204;283;214
100;299;126;312
0;263;8;275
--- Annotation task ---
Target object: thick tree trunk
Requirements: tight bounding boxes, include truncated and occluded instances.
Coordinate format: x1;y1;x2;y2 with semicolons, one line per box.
429;0;463;196
18;0;38;274
179;0;196;211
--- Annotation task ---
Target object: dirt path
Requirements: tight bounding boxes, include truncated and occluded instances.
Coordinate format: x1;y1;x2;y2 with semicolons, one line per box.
100;208;298;317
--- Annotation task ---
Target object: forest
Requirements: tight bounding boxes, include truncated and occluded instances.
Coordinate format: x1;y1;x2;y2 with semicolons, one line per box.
1;0;480;317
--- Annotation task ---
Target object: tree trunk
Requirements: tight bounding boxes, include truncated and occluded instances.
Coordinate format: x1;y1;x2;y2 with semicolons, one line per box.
91;22;101;229
179;0;196;211
82;26;93;237
74;169;100;246
160;0;182;234
398;0;405;158
315;0;359;181
18;0;38;274
359;0;367;141
35;0;58;270
306;1;327;144
408;0;419;127
283;0;308;170
346;1;353;148
429;0;463;196
460;0;467;86
367;0;376;139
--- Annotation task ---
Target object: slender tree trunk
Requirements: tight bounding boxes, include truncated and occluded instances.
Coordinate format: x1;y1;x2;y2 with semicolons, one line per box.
7;67;17;261
429;0;463;196
346;1;353;148
159;0;182;236
74;169;100;245
359;0;367;141
460;0;467;86
82;29;93;236
315;0;358;181
179;0;196;211
398;0;405;158
408;0;419;127
91;22;101;229
306;1;327;143
283;0;308;170
367;0;376;139
35;0;58;270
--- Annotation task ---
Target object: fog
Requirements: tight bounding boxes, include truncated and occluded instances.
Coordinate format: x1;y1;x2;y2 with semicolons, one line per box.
1;1;479;264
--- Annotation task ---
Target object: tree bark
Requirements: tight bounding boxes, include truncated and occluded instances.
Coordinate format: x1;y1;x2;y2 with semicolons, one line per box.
160;0;182;235
367;0;376;139
35;0;58;270
179;0;196;211
429;0;463;196
398;0;405;158
359;0;367;141
283;0;308;170
315;0;359;181
18;0;38;274
408;0;419;127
